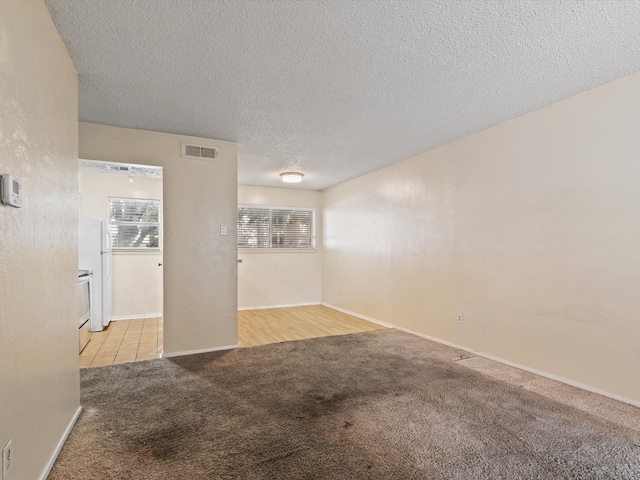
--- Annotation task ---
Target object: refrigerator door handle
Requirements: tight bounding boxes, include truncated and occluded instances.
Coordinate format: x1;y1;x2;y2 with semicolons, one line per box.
103;227;112;279
103;226;112;254
105;251;112;279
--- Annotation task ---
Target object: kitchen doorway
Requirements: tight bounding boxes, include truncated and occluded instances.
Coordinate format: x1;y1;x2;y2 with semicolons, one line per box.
78;159;164;367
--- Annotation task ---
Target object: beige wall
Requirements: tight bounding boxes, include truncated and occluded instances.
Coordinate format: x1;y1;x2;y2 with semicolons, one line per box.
79;171;163;318
322;72;640;404
79;123;238;355
0;2;80;478
238;186;322;309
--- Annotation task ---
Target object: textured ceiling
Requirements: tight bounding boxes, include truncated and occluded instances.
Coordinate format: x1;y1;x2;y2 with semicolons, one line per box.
46;0;640;190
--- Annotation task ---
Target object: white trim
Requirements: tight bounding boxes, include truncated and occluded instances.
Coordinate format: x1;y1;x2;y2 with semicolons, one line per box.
40;406;82;480
112;250;163;255
321;302;640;409
110;313;163;321
239;204;315;212
162;344;238;358
238;302;319;311
238;248;317;254
321;303;395;328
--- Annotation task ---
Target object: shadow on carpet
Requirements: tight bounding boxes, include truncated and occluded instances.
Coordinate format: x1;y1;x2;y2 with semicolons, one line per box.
49;329;640;479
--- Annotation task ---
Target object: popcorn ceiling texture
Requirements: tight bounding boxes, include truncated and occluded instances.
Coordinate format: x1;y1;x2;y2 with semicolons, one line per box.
46;0;640;190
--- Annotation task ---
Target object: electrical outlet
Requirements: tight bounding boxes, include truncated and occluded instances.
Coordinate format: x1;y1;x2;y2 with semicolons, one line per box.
457;314;464;325
2;440;12;479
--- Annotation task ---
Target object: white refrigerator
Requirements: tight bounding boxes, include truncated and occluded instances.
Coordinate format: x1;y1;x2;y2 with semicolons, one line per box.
79;218;113;331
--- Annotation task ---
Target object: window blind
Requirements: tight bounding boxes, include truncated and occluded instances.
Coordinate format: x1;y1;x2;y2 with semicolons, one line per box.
237;207;271;248
237;206;314;249
109;198;160;249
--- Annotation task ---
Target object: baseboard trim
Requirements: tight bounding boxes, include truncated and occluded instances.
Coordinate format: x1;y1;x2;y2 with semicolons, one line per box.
163;344;238;358
321;303;396;328
238;302;319;311
321;302;640;409
40;405;82;480
111;313;163;321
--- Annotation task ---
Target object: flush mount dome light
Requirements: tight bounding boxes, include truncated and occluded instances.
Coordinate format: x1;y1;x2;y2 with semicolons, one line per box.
280;172;304;183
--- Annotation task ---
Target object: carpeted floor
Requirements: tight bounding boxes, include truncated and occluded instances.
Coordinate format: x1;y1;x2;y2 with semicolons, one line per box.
50;329;640;479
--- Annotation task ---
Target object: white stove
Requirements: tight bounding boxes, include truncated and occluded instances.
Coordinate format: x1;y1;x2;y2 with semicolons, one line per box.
78;270;92;353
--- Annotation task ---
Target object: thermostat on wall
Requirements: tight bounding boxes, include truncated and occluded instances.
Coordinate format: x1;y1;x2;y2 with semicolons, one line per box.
1;174;22;207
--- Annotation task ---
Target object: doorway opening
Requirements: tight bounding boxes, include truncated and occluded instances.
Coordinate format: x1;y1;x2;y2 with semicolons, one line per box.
77;159;164;368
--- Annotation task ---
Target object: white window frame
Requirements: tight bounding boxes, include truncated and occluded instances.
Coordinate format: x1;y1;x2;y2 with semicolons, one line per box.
237;205;316;251
108;197;161;250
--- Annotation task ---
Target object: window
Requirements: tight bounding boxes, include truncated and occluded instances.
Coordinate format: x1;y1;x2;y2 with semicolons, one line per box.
108;197;160;249
237;206;314;249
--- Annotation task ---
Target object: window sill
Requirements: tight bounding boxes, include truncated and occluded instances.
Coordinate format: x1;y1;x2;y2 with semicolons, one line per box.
238;248;317;254
112;249;163;255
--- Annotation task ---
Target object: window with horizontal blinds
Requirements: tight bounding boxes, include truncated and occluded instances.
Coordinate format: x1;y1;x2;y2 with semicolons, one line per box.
237;206;315;249
237;207;271;248
109;197;160;249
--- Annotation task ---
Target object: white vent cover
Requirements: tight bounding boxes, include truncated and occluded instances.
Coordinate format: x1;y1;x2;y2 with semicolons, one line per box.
181;142;219;160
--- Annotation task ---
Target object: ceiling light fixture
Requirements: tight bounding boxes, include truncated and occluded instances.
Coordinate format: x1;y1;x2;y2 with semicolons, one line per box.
280;172;304;183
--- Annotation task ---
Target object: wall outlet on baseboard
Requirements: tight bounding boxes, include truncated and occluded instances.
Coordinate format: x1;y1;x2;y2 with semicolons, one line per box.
457;314;464;325
2;440;12;479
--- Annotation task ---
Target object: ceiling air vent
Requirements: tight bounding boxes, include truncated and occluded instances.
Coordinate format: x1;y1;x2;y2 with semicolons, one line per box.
181;142;219;160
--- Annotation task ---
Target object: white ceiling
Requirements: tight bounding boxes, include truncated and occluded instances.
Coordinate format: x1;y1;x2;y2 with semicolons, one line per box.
45;0;640;190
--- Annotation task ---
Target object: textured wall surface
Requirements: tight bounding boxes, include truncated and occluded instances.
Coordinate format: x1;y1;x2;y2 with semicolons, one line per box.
322;72;640;404
0;1;80;478
238;186;322;309
79;172;163;318
79;123;238;355
45;0;640;190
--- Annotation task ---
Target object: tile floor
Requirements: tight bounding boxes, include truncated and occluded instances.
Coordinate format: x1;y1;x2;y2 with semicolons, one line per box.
80;317;163;368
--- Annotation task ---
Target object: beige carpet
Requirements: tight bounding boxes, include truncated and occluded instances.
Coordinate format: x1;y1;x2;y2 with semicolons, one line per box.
50;330;640;479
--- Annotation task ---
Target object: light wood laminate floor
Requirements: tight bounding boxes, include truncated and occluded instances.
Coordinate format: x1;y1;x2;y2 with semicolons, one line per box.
238;305;386;348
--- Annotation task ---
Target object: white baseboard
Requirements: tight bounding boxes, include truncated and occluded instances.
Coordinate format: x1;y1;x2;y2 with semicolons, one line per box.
238;302;319;311
40;405;82;480
321;302;640;409
321;303;396;328
163;344;238;358
110;313;163;321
